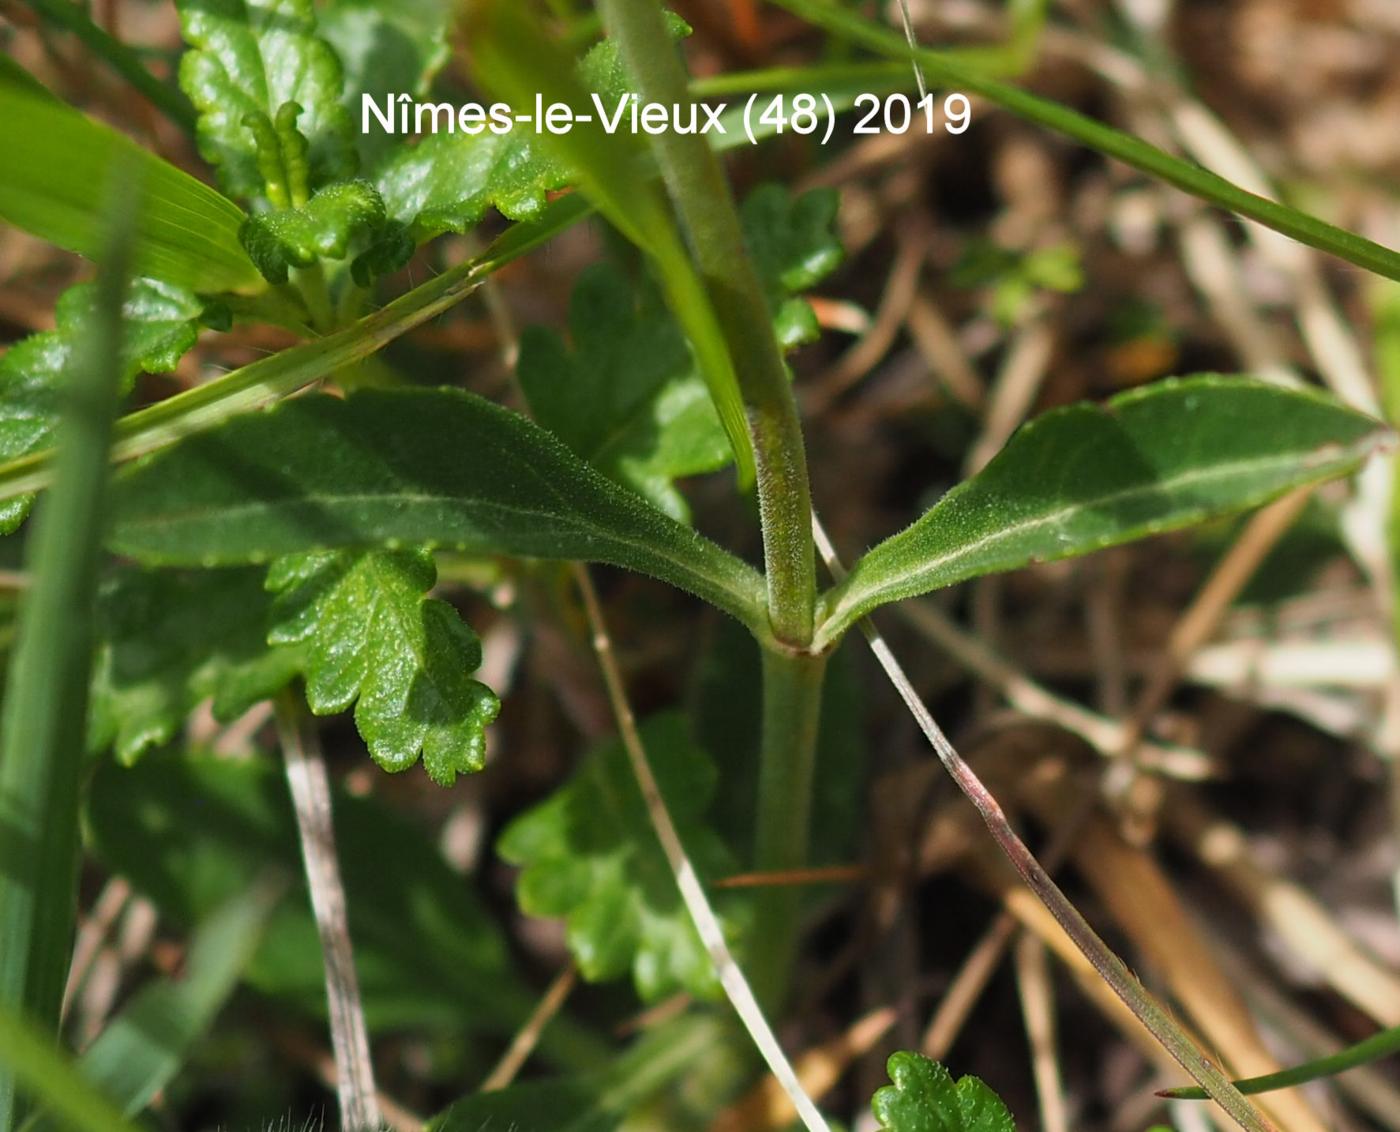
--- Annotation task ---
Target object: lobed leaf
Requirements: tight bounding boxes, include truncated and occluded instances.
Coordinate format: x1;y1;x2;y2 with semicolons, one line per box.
239;178;393;284
518;262;731;523
106;388;767;635
176;0;356;203
0;279;210;533
741;183;843;349
0;75;260;294
267;548;498;785
517;185;842;521
497;714;738;1002
817;377;1389;648
320;0;452;169
88;566;303;765
368;28;652;243
871;1052;1014;1132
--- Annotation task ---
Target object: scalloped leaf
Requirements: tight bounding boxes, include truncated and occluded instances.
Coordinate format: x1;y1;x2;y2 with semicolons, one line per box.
267;548;498;785
0;278;208;533
517;186;843;521
239;178;391;284
320;0;451;169
497;714;737;1002
817;377;1389;648
176;0;356;202
517;262;730;523
88;566;303;765
742;182;843;349
872;1053;1014;1132
370;22;681;242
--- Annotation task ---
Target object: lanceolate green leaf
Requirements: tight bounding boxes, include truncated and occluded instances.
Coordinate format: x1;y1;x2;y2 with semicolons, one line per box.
0;79;260;294
0;1008;145;1132
176;0;355;203
817;378;1388;648
871;1052;1014;1132
427;1014;718;1132
106;389;767;636
267;549;499;785
0;278;210;533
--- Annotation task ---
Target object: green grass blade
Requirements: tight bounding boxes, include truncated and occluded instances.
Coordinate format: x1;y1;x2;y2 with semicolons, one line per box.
817;378;1389;649
1160;1024;1400;1099
23;884;280;1128
0;176;136;1128
0;1009;146;1132
0;195;585;511
770;0;1400;283
0;70;259;294
21;0;196;131
466;2;756;487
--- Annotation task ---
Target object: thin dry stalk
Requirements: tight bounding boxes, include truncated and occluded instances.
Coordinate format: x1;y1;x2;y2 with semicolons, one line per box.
572;564;830;1132
811;515;1273;1132
481;963;578;1091
275;696;381;1132
1015;934;1070;1132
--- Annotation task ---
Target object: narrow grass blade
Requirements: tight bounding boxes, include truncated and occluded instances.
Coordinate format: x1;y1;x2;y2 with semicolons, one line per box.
465;1;755;486
24;883;279;1128
0;69;258;293
0;195;585;511
1160;1024;1400;1099
0;176;136;1126
0;1008;146;1132
21;0;196;131
769;0;1400;284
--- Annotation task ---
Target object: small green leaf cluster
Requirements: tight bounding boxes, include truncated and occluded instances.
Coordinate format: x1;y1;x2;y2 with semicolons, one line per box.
0;278;213;532
871;1052;1014;1132
498;714;739;1002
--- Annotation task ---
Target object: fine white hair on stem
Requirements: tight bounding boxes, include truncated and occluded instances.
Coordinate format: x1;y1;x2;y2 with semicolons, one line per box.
275;696;382;1132
571;564;831;1132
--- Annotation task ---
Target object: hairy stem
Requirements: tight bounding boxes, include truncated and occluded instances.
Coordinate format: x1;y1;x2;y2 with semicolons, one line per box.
597;0;817;647
750;649;828;1007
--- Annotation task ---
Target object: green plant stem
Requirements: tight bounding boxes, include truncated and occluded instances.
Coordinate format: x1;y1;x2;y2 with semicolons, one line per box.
0;1008;145;1132
0;187;132;1129
1160;1024;1400;1100
749;649;828;1007
0;195;587;508
597;0;817;648
770;0;1400;284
